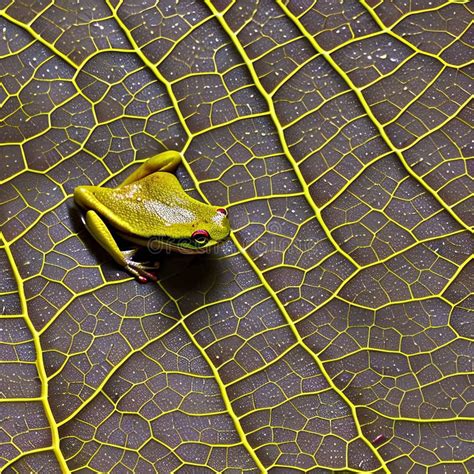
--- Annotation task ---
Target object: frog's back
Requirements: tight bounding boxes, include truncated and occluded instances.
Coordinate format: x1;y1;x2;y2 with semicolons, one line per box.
79;173;216;239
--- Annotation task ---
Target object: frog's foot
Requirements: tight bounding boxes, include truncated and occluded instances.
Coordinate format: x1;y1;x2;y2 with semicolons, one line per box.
122;250;160;283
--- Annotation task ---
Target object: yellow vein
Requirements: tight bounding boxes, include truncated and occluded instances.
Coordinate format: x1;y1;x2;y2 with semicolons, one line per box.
364;407;473;424
54;279;264;427
1;233;69;472
178;315;266;472
0;10;78;69
380;65;448;128
279;0;471;234
322;15;469;69
228;231;389;472
0;446;60;472
367;0;470;41
105;0;191;139
399;97;472;153
55;314;182;427
205;0;361;270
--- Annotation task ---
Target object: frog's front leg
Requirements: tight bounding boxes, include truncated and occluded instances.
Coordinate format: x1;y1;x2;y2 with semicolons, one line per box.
84;210;159;283
119;150;182;187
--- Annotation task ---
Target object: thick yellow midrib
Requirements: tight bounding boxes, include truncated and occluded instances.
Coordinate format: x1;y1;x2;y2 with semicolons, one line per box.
204;1;390;472
177;314;267;472
201;4;361;271
277;0;471;234
106;2;269;471
2;234;69;473
104;0;192;140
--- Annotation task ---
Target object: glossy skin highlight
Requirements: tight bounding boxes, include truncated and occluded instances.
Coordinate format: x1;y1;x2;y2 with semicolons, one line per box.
74;151;230;282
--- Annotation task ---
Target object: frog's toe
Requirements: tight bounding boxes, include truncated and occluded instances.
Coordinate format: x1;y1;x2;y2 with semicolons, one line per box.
122;250;159;269
120;249;159;282
138;261;161;270
124;263;158;283
136;271;158;283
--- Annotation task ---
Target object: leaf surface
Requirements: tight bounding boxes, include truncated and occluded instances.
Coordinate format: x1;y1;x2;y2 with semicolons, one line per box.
0;0;472;472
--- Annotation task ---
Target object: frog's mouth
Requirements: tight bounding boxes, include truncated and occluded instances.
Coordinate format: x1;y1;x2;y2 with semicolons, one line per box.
118;232;218;255
148;236;214;255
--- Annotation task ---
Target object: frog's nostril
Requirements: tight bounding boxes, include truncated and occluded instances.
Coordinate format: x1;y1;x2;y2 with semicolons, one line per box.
216;208;227;216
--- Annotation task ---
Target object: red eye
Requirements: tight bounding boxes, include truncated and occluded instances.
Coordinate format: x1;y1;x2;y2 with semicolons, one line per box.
216;208;227;216
191;230;210;246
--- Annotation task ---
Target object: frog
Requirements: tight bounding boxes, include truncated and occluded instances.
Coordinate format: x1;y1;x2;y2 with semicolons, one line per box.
74;150;230;283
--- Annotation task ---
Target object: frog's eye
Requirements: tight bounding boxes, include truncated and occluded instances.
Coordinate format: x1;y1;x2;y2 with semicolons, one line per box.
216;208;227;217
191;230;210;246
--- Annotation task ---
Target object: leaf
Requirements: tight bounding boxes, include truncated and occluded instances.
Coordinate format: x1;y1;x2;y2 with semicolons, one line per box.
0;0;472;472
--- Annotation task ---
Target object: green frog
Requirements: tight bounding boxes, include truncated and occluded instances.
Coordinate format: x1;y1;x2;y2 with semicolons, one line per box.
74;151;230;282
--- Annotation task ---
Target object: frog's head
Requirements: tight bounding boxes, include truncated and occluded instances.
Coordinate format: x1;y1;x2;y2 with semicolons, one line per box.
147;200;231;255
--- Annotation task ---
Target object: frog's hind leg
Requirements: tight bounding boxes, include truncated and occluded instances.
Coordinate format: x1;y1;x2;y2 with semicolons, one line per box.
84;210;158;283
119;150;182;187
